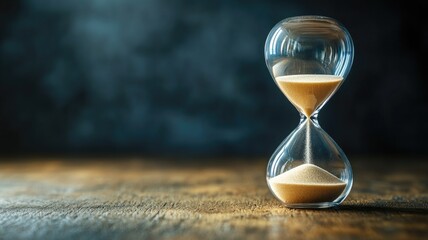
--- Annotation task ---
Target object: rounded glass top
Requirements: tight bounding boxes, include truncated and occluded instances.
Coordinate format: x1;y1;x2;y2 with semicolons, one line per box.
264;16;354;79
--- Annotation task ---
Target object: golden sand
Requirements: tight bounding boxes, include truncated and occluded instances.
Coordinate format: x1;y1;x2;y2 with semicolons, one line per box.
268;164;346;204
276;74;342;117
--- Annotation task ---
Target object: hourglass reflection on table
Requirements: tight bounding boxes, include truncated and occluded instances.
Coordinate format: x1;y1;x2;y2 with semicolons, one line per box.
265;16;354;208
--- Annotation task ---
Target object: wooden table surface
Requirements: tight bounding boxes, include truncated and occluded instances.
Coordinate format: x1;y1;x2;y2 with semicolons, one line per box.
0;157;427;240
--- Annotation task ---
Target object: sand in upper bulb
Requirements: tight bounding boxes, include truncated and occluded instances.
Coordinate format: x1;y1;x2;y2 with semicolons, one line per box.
267;164;346;204
275;74;343;118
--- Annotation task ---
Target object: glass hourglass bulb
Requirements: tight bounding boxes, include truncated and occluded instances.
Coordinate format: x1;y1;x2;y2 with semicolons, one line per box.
265;16;354;208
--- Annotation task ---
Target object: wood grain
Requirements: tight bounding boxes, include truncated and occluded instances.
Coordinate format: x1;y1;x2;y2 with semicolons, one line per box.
0;157;427;240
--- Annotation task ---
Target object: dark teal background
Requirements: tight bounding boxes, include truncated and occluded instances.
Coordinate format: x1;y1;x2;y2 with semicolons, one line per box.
1;0;427;156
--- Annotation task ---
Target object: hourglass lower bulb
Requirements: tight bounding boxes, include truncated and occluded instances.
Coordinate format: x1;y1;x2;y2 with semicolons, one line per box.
265;16;354;208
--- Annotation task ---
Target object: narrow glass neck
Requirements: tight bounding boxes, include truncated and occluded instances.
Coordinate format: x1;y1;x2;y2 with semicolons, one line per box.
299;113;320;126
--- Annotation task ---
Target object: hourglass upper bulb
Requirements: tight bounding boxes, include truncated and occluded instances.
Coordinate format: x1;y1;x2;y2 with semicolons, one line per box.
264;16;354;117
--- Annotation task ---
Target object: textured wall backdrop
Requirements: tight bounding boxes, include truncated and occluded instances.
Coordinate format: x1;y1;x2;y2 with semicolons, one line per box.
0;0;427;156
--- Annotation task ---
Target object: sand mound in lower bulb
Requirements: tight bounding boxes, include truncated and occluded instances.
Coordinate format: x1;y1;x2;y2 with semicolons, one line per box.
268;164;346;204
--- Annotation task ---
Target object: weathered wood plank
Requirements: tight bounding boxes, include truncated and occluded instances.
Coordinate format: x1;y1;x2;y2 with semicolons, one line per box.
0;157;427;240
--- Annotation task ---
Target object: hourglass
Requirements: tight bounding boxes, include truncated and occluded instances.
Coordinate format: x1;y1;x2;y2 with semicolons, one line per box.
265;16;354;208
